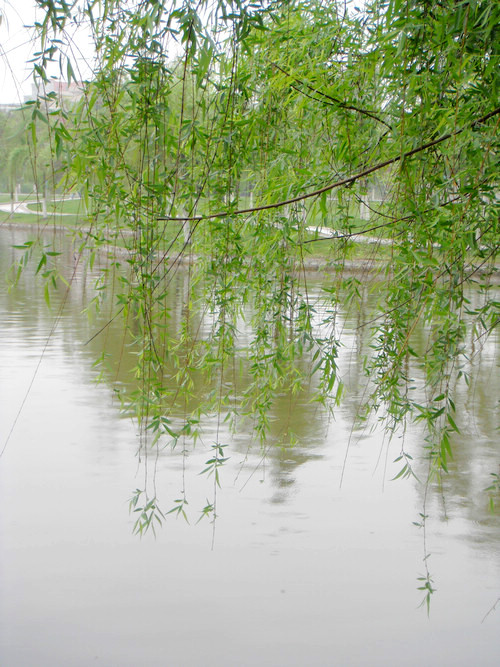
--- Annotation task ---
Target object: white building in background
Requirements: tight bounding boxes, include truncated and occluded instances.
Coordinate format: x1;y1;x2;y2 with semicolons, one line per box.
28;79;84;107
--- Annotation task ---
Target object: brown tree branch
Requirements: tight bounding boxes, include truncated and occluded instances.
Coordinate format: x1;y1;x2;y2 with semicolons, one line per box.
301;194;465;243
158;106;500;222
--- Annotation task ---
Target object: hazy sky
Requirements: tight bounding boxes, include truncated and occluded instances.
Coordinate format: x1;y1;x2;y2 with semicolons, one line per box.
0;0;94;104
0;0;37;103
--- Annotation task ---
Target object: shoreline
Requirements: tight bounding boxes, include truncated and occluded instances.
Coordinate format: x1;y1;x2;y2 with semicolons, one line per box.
1;219;498;283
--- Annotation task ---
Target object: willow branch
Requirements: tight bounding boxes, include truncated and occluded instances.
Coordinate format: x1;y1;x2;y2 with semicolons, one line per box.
301;194;465;243
271;62;392;130
159;106;500;222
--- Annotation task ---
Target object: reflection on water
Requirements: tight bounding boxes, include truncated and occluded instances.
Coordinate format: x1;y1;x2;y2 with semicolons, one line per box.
0;228;499;666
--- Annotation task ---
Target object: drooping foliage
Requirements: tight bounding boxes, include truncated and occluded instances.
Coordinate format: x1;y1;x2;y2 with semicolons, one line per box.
7;0;499;570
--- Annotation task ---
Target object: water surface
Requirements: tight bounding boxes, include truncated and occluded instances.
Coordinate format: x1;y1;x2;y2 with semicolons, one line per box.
1;229;499;665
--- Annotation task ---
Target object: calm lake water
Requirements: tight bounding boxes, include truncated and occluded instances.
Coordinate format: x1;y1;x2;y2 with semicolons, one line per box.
1;228;499;666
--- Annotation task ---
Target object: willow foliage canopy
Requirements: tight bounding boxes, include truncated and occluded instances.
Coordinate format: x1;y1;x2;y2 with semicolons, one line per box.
9;0;500;546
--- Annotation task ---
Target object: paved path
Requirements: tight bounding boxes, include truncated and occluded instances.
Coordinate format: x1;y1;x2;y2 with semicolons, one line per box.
0;197;79;216
305;225;394;245
0;202;35;214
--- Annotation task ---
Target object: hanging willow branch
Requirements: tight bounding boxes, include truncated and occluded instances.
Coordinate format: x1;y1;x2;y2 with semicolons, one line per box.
159;106;500;222
270;61;393;130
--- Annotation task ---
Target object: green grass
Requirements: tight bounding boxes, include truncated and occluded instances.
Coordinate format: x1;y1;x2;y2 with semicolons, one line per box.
26;198;87;215
0;209;85;227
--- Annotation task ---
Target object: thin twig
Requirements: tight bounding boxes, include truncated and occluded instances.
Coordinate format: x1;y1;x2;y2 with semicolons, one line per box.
481;597;500;624
271;61;392;129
